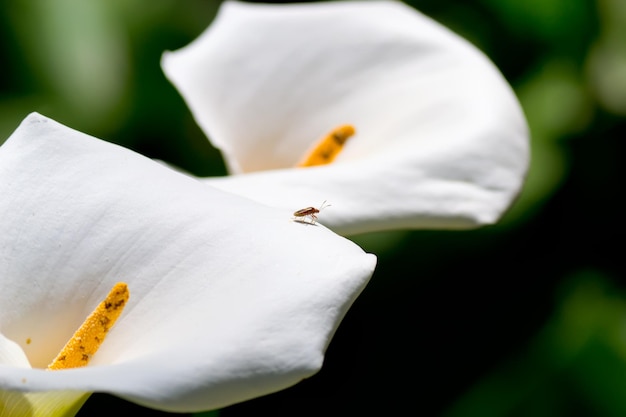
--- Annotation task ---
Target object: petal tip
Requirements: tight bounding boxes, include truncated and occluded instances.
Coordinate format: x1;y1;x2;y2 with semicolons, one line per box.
21;112;48;125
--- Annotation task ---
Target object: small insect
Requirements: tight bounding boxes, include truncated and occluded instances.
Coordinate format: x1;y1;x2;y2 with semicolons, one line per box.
293;200;331;224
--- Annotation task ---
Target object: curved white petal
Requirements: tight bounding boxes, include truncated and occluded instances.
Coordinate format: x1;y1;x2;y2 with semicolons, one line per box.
0;113;376;412
0;334;30;368
162;0;529;234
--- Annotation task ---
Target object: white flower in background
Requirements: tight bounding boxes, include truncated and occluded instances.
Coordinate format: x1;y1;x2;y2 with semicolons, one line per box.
162;0;530;235
0;113;376;415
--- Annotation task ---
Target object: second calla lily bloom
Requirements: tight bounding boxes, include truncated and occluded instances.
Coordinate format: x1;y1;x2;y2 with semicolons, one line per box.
162;0;530;235
0;113;376;414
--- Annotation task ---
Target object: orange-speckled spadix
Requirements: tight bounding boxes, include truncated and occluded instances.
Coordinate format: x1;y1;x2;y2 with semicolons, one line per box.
297;125;355;167
47;282;129;370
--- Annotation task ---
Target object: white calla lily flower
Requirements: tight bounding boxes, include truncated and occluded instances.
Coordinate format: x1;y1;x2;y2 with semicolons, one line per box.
0;113;376;414
161;0;530;235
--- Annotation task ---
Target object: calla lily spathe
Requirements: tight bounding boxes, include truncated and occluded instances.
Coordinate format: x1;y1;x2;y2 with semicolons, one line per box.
161;0;530;235
0;113;376;413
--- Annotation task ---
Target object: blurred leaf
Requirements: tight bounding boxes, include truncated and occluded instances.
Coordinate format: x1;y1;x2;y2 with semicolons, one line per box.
5;0;131;133
503;60;591;224
587;40;626;115
478;0;597;55
585;0;626;115
520;60;592;138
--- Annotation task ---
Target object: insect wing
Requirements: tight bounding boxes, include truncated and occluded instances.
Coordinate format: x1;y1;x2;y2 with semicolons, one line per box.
294;207;317;217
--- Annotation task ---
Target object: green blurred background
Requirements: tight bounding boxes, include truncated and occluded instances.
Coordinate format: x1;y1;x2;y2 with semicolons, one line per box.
1;0;625;415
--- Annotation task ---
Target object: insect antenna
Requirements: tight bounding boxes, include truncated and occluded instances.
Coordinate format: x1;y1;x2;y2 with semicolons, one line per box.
319;200;331;212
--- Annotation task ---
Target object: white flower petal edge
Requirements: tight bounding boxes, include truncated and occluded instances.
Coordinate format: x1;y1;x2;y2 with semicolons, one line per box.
0;334;30;368
162;0;529;235
0;113;376;412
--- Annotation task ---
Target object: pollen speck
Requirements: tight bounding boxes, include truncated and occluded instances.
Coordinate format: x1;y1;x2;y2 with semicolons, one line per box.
25;338;31;345
47;282;129;370
297;125;355;167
